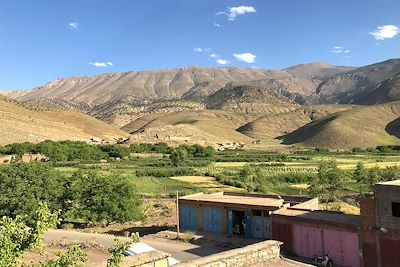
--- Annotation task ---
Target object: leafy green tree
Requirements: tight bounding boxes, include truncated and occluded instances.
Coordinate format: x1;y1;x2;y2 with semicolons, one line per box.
100;145;129;159
65;171;143;224
309;160;343;202
170;148;188;167
366;167;381;191
0;202;59;266
353;162;368;195
0;164;65;223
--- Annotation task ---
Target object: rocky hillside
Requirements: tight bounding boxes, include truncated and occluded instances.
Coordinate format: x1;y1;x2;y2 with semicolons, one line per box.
1;64;352;125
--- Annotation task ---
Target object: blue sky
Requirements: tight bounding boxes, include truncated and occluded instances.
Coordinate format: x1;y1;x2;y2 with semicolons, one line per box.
1;0;400;90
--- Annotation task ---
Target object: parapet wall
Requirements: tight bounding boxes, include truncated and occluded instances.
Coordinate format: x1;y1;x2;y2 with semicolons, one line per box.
175;240;282;267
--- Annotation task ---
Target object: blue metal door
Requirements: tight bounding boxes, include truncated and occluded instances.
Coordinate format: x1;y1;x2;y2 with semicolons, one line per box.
180;205;198;231
244;211;251;239
202;207;222;233
227;210;233;236
263;218;272;239
251;217;264;239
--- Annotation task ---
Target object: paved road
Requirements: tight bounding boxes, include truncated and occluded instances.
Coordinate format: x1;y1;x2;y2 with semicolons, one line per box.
44;229;202;262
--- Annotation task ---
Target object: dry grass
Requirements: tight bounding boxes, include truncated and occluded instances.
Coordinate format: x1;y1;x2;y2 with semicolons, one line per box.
280;101;400;149
0;97;127;145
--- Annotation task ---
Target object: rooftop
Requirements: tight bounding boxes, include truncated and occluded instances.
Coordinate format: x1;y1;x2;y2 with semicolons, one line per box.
273;208;360;227
180;192;284;208
376;180;400;186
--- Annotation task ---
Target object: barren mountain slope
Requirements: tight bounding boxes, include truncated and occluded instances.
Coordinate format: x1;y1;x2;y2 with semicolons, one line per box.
0;96;127;145
279;102;400;149
237;105;357;139
353;72;400;105
317;59;400;103
4;67;293;105
205;84;299;113
122;110;259;146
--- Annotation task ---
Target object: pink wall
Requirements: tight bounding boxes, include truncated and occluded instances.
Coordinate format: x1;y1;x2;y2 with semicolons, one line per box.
293;225;323;258
293;225;360;267
324;229;359;267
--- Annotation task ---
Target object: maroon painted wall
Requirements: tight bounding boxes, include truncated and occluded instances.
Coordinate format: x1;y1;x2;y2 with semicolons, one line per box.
362;241;378;267
380;238;400;267
272;222;293;252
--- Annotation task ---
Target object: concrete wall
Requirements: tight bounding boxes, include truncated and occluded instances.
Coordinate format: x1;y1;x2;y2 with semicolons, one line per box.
375;184;400;230
175;240;282;267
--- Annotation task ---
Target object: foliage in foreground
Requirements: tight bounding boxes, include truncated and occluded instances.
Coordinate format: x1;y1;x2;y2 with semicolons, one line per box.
0;203;64;266
0;203;141;267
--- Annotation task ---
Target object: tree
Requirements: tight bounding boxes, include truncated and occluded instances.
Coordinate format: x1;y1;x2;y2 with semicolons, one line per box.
0;202;60;266
353;162;368;195
309;160;343;202
366;167;381;191
65;171;143;224
170;148;188;167
0;164;65;224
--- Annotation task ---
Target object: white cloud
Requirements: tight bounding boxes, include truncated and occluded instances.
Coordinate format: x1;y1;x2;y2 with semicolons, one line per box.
216;59;228;65
193;47;203;52
217;5;256;21
233;52;256;63
214;23;221;27
69;22;78;30
88;61;113;67
369;25;399;40
331;46;351;54
209;53;218;58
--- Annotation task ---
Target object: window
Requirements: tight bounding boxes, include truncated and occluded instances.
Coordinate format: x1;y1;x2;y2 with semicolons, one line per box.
392;202;400;217
252;209;262;216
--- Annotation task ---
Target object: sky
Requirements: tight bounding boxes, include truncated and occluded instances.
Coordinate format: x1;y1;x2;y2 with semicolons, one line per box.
1;0;400;90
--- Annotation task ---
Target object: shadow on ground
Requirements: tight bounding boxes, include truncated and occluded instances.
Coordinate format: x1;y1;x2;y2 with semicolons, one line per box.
107;226;172;236
385;117;400;138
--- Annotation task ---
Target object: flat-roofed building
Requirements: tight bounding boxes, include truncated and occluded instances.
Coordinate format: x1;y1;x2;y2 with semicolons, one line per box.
179;192;318;240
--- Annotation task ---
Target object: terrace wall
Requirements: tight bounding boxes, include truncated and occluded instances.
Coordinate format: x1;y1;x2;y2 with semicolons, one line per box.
175;240;282;267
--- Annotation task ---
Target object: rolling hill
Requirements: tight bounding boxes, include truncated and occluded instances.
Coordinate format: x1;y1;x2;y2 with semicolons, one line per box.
0;95;127;145
2;59;400;149
278;102;400;149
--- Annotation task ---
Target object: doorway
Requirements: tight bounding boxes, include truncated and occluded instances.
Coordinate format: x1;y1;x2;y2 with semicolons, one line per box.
232;210;245;236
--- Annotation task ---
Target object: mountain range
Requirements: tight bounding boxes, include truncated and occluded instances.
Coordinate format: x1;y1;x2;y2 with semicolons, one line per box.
2;58;400;149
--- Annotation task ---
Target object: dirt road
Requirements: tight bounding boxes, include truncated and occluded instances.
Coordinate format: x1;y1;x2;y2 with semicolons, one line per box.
44;229;204;262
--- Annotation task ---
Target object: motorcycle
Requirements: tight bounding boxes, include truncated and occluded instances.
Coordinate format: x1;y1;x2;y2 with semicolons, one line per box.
312;254;334;267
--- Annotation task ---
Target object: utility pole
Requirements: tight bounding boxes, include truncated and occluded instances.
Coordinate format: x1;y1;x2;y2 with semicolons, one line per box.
176;190;180;239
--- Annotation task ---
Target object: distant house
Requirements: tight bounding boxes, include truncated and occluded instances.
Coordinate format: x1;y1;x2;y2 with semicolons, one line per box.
0;155;16;164
21;153;49;163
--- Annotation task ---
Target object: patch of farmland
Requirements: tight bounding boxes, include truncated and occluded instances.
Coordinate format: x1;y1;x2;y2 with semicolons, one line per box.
170;176;245;192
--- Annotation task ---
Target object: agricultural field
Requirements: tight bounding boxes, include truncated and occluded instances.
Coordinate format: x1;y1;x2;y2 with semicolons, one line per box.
3;141;400;220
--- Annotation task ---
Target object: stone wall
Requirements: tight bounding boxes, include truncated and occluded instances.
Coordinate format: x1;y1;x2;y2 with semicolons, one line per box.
175;240;282;267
